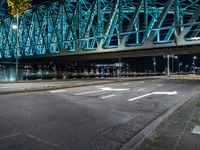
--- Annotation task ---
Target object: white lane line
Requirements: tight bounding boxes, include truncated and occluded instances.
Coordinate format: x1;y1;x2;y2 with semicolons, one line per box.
158;84;163;87
0;132;22;141
101;94;115;99
0;87;8;89
75;90;102;95
75;87;130;95
95;85;104;88
129;93;153;101
100;87;130;91
50;89;66;93
128;91;177;101
123;83;130;85
138;88;145;91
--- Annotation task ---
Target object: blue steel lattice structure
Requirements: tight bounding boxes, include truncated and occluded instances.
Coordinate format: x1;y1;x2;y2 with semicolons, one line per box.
1;0;200;59
0;0;7;19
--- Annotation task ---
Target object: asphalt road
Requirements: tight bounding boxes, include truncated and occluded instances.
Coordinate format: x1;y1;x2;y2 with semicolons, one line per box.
0;79;199;150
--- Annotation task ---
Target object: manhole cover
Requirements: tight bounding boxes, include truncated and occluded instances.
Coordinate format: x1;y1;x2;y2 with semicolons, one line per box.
192;126;200;135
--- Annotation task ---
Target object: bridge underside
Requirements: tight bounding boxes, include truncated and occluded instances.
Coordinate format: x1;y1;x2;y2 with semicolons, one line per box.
19;44;200;63
1;0;200;60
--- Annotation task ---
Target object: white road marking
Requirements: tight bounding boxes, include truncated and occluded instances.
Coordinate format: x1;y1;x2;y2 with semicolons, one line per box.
138;88;145;91
192;126;200;135
95;85;104;88
0;132;22;141
158;84;163;87
101;94;115;99
128;91;177;101
99;87;130;91
75;90;102;95
25;132;64;149
50;89;66;93
75;87;130;95
140;81;144;83
0;87;8;89
123;83;130;85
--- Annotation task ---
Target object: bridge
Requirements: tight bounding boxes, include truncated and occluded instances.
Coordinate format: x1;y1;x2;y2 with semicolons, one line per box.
1;0;200;61
0;0;7;19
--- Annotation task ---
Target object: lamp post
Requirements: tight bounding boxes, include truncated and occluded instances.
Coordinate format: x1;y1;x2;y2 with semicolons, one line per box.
167;55;170;77
185;65;188;73
153;56;156;73
193;56;197;75
118;57;121;77
173;56;178;74
179;63;182;73
12;12;19;81
7;0;32;81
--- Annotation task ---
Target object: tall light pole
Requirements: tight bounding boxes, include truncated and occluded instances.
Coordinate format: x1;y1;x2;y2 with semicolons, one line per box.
172;55;174;74
7;0;32;81
179;63;182;73
173;56;178;74
185;65;188;73
193;56;197;75
167;55;170;77
12;12;19;81
153;56;156;73
118;57;121;77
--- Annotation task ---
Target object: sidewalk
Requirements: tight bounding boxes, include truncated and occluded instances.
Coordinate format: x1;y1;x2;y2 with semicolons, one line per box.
170;74;200;80
0;76;200;95
136;93;200;150
0;77;158;95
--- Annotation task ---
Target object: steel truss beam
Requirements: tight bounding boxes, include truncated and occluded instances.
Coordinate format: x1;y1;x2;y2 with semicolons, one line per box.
1;0;200;60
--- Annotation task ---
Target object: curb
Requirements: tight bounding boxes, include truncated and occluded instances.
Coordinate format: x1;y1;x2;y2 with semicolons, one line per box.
0;81;114;95
0;77;158;95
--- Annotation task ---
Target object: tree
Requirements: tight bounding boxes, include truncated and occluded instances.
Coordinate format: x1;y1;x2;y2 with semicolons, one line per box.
7;0;32;81
7;0;32;17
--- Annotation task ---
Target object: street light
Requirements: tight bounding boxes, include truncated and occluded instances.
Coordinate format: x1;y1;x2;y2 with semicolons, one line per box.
179;63;182;73
8;1;32;81
153;56;156;73
193;56;197;75
185;65;189;73
172;56;178;74
12;22;19;81
12;24;18;29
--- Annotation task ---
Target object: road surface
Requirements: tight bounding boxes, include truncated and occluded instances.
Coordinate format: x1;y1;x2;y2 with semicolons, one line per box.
0;79;199;150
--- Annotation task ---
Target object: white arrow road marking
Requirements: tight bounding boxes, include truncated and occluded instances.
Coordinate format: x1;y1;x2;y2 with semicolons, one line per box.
50;89;66;93
75;90;102;95
101;94;115;99
75;87;130;95
128;91;177;101
99;87;130;91
95;85;104;88
123;83;130;85
138;88;145;91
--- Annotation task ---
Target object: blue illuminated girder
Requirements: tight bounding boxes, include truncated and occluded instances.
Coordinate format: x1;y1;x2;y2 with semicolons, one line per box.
1;0;200;59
